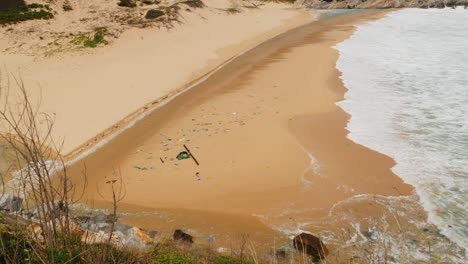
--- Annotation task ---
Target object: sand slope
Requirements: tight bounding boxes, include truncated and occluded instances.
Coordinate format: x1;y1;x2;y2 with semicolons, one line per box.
0;0;313;154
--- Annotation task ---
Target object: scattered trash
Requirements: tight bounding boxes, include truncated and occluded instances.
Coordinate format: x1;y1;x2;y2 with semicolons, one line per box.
177;151;190;160
196;172;201;181
133;166;147;170
233;111;238;115
206;235;216;242
160;157;165;164
436;230;447;239
406;240;417;247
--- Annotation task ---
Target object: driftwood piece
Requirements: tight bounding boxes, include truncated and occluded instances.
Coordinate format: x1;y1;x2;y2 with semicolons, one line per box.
183;144;199;166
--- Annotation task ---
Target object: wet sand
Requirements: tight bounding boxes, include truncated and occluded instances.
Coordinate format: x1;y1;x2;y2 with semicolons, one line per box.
68;11;415;250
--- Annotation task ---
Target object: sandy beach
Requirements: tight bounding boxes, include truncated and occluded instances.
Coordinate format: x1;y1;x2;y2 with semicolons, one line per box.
1;2;466;262
64;10;423;251
0;0;313;155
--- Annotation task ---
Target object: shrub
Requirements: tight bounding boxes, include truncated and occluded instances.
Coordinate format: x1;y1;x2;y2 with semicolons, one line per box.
46;247;80;264
149;243;193;264
212;254;254;264
82;28;107;48
0;225;36;263
27;3;50;10
0;3;53;24
63;0;73;11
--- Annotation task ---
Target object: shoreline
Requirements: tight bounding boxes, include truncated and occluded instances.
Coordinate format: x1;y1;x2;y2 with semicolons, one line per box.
66;10;422;251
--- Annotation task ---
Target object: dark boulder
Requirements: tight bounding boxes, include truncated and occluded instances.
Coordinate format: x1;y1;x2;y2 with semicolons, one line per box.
145;9;165;19
293;233;328;260
142;0;161;4
173;229;193;243
118;0;137;8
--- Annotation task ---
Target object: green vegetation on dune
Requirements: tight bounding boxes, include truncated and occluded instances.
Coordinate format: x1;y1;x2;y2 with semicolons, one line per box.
0;224;254;264
84;29;107;48
0;3;53;25
71;28;108;48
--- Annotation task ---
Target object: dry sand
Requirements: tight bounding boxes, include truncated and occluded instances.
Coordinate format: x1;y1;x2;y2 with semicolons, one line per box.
0;0;313;155
67;11;422;250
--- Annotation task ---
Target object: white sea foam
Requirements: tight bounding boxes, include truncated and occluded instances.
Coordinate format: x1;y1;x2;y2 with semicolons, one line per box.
335;8;468;250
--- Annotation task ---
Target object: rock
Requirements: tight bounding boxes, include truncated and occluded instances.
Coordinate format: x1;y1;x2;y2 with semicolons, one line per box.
145;9;165;19
74;212;115;225
113;223;133;234
429;2;445;8
118;0;137;8
292;233;328;260
0;194;22;212
147;230;158;238
142;0;161;4
80;221;158;249
173;229;193;243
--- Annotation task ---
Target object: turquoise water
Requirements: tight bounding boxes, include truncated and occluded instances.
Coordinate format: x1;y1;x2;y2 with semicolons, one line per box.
336;8;468;251
317;9;371;20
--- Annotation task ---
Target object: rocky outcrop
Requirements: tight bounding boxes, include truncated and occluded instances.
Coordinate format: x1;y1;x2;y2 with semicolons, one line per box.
118;0;137;8
0;194;23;212
297;0;468;9
293;233;328;260
76;212;158;249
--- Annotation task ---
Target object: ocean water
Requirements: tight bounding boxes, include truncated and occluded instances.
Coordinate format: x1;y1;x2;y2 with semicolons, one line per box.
335;8;468;251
